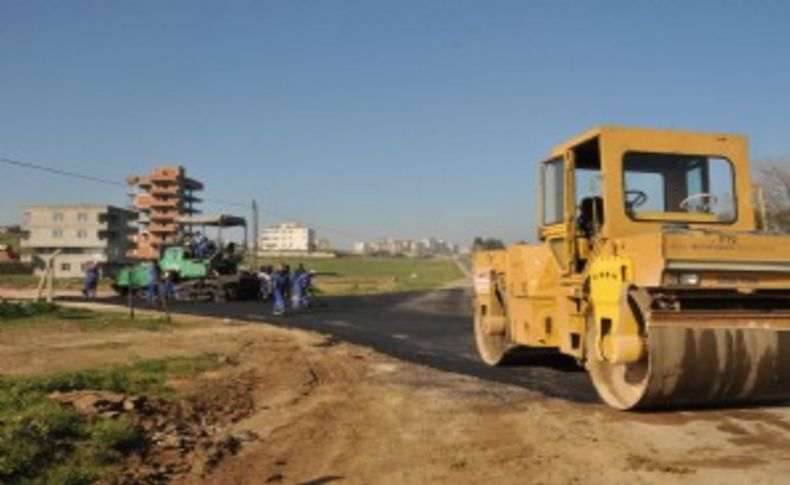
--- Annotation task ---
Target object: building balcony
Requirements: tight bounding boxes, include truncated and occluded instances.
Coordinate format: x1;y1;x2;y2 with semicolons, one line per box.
181;177;203;190
150;166;183;182
150;197;181;209
148;222;177;233
150;210;178;221
150;184;180;196
133;194;156;208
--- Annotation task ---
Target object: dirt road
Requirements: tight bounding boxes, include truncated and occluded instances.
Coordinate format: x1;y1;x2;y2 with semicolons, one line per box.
6;284;790;483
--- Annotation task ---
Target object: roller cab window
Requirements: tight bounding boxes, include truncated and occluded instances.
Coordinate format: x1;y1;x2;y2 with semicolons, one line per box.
622;152;736;224
541;157;564;226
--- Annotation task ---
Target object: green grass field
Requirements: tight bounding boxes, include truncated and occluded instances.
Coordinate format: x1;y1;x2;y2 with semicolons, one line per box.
0;301;185;331
256;256;464;295
0;274;113;291
0;256;464;296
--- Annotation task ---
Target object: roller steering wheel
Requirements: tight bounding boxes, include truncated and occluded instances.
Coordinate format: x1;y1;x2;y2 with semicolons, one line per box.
625;190;648;211
679;193;718;212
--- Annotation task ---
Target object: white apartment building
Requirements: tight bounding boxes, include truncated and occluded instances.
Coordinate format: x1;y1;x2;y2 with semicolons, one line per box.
21;204;136;278
259;222;316;253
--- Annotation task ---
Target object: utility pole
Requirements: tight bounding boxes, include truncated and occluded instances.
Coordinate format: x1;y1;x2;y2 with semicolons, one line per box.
251;198;259;269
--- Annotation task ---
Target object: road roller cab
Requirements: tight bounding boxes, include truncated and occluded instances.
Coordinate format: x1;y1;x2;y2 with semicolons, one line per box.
473;126;790;409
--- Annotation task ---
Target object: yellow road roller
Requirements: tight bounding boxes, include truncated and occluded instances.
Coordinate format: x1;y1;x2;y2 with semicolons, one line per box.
473;126;790;409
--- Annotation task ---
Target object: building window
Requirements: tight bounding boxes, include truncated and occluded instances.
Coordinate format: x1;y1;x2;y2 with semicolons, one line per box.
53;212;64;222
77;229;88;239
52;229;63;238
77;212;88;222
61;263;71;272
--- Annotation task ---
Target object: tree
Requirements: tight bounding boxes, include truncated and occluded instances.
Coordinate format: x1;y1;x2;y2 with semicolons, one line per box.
472;237;506;251
755;161;790;233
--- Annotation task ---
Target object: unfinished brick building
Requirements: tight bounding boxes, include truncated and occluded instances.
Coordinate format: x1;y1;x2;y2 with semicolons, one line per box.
126;166;203;260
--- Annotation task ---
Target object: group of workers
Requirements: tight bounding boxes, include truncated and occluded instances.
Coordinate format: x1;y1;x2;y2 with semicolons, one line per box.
258;263;315;315
82;261;175;303
83;254;315;315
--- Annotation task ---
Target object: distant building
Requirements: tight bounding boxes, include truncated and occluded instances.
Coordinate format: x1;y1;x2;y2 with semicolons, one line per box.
0;245;20;262
0;224;22;237
352;241;372;255
352;237;459;257
260;222;316;253
316;238;333;252
0;225;23;262
126;166;203;260
21;204;136;278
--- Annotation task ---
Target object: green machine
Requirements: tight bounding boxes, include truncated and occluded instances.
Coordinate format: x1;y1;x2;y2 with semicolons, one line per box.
113;214;259;301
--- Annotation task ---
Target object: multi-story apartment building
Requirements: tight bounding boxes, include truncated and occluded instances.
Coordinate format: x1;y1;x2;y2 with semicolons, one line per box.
21;204;136;278
126;166;203;260
260;222;316;253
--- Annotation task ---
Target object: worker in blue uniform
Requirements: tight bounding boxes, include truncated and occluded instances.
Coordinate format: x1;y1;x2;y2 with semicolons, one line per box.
163;271;176;301
292;270;313;310
272;265;288;315
194;232;209;259
83;262;100;300
147;261;160;302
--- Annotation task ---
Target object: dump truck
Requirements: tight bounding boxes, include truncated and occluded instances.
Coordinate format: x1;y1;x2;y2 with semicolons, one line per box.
473;126;790;409
114;214;258;301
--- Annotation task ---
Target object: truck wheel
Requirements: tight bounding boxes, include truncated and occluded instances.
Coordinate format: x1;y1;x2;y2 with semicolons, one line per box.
225;288;236;301
212;289;226;303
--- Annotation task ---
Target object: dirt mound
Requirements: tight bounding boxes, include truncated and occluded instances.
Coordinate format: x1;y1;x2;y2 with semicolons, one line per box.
50;370;261;484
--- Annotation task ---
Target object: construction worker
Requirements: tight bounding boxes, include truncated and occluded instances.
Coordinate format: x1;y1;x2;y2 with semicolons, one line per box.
292;270;313;310
282;264;292;303
147;261;160;302
82;261;100;300
258;265;273;301
194;231;208;258
272;265;288;315
294;263;306;279
163;271;176;301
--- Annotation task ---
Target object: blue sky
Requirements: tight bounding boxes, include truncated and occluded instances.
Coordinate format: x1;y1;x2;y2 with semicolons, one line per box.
2;1;789;247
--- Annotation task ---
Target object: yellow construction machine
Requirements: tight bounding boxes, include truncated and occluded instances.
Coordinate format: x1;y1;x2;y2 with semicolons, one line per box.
473;126;790;409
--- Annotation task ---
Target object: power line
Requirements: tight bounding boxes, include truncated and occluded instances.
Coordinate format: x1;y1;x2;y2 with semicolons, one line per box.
0;157;126;187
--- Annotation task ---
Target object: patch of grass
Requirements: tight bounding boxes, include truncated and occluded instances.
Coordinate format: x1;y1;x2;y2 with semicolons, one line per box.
0;302;182;332
0;355;219;484
17;355;221;397
0;300;59;319
257;256;464;295
0;274;112;290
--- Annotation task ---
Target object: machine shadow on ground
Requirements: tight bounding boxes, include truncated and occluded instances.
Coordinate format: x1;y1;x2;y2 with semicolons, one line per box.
85;287;600;404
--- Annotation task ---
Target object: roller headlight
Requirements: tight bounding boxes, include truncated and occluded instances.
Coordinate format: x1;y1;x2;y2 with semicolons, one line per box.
678;273;700;286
